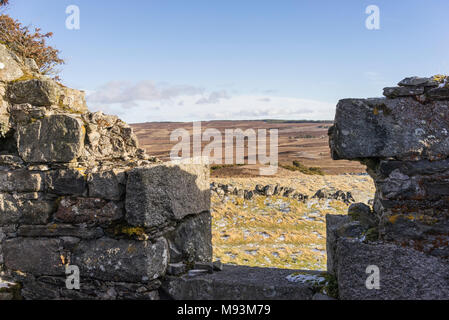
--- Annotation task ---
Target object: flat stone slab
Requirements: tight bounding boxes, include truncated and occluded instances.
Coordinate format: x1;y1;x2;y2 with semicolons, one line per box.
336;238;449;300
126;164;210;228
329;97;449;161
16;114;84;163
162;265;325;300
0;44;24;82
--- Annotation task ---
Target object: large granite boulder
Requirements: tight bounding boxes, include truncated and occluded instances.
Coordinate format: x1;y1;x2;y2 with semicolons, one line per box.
162;265;318;300
0;193;55;225
16;114;85;163
72;237;168;283
125;164;210;228
0;44;24;82
167;211;212;264
2;238;64;276
335;238;449;300
7;79;87;113
329;97;449;161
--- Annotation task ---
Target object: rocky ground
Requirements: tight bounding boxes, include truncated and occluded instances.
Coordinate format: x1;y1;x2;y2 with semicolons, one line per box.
210;173;375;270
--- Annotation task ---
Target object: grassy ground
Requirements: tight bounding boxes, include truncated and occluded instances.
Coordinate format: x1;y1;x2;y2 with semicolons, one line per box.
211;174;375;270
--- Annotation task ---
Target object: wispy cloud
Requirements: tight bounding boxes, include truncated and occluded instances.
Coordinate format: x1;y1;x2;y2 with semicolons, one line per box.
87;81;205;106
86;80;335;123
196;90;230;104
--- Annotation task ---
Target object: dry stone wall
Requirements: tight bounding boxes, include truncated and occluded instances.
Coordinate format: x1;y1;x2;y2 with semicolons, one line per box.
0;44;212;300
328;75;449;300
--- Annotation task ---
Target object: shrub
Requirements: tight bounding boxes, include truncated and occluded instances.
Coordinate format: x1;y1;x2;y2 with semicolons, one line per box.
280;161;325;175
0;1;64;78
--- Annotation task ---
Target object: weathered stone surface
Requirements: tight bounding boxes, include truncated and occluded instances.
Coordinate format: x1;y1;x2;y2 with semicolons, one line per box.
55;197;123;225
45;169;86;196
58;86;88;113
87;170;124;200
16;114;84;163
326;214;350;276
167;263;187;276
0;193;54;225
0;83;10;137
17;224;103;239
213;260;223;271
0;155;24;168
0;44;24;82
125;164;210;228
367;159;449;241
383;86;424;98
16;274;161;300
426;87;449;100
7;79;87;113
329;97;449;161
194;262;214;273
348;203;377;229
162;265;317;300
3;238;64;276
82;112;139;161
0;170;43;192
398;76;439;87
73;237;168;282
336;238;449;300
7;79;59;106
8;103;47;126
167;211;212;264
24;58;39;72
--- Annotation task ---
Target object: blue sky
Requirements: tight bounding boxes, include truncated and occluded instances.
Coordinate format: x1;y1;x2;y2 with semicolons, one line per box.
5;0;449;123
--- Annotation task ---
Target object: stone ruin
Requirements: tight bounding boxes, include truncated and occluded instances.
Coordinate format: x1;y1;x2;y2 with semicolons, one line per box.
0;43;212;299
328;75;449;299
0;43;337;301
211;182;356;204
3;37;449;300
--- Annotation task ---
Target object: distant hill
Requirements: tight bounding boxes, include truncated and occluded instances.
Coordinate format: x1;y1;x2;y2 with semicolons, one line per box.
131;120;365;176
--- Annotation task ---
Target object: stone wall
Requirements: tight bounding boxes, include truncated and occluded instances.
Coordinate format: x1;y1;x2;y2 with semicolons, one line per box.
0;44;212;300
328;76;449;299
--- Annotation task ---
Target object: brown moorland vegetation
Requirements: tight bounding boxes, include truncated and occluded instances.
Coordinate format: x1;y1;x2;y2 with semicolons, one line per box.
131;120;366;176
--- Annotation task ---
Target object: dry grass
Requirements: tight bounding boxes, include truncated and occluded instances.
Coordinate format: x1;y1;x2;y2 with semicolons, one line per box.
211;174;375;270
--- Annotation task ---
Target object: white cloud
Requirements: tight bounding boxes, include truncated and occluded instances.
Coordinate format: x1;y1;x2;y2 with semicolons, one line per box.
196;90;230;104
86;81;335;123
87;81;205;106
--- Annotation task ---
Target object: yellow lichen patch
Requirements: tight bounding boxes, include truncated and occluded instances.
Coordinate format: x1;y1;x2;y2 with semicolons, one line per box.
388;214;401;224
11;73;36;82
373;107;379;115
114;225;148;240
433;74;447;83
127;245;137;254
75;167;87;177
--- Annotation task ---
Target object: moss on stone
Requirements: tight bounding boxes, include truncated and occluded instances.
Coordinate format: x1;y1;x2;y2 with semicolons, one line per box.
320;273;339;299
108;222;149;241
364;227;379;242
0;282;22;300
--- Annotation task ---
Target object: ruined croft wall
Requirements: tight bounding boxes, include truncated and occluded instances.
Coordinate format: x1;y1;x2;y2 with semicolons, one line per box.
327;76;449;300
0;44;212;300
